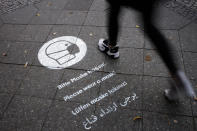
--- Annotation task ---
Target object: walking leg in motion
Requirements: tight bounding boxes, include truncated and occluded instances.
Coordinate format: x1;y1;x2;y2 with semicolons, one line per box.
98;1;121;59
142;6;196;101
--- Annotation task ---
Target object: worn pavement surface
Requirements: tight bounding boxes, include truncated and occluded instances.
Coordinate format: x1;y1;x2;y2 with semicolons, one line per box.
0;0;197;130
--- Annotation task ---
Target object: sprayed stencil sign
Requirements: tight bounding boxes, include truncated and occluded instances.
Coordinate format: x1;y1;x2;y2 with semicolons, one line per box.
55;63;139;130
38;36;87;69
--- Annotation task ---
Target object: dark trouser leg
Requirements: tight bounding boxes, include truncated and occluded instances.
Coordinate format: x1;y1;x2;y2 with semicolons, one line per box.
107;3;121;47
142;11;178;74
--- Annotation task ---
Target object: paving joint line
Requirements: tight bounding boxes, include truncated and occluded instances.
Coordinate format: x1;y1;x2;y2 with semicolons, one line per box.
0;62;175;79
0;22;184;31
141;25;146;131
178;20;195;31
178;29;196;131
1;62;32;120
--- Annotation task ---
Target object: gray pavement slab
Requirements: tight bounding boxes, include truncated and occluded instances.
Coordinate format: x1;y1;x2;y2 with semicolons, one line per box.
56;69;102;102
17;25;52;42
179;22;197;52
0;42;41;65
30;10;61;24
0;18;3;26
143;112;194;131
120;9;141;28
191;80;197;117
64;0;93;11
118;27;144;48
0;95;51;131
104;48;143;75
46;25;81;41
143;49;183;77
155;5;192;29
145;30;181;51
56;11;87;25
78;26;107;47
0;0;197;130
0;41;10;60
90;0;108;11
0;64;28;94
0;93;13;118
16;66;63;99
195;117;197;131
84;11;107;26
35;0;69;10
1;5;37;24
0;24;26;41
42;100;96;131
183;52;197;81
143;76;192;116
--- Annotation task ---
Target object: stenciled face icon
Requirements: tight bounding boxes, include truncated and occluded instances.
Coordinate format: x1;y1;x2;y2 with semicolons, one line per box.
38;36;87;69
46;40;79;65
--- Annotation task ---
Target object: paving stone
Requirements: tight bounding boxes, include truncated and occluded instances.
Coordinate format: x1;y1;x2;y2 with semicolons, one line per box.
0;95;51;131
0;42;41;65
0;93;13;118
64;0;93;11
0;41;11;60
144;49;183;77
1;5;37;24
17;66;63;99
84;11;107;26
0;18;3;26
179;22;197;52
30;10;61;24
56;11;87;25
145;30;181;51
183;52;197;81
17;25;52;42
42;100;96;131
70;44;106;70
120;8;141;28
78;26;107;48
92;108;142;131
143;112;193;131
191;80;197;116
195;117;197;131
47;25;81;41
79;26;144;48
155;5;192;29
98;73;143;110
143;76;192;116
118;28;144;48
104;48;143;75
0;24;26;41
35;0;69;10
0;64;28;93
90;0;108;11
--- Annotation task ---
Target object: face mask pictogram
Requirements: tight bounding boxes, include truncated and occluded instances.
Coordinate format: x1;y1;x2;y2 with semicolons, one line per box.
38;36;87;69
46;40;79;65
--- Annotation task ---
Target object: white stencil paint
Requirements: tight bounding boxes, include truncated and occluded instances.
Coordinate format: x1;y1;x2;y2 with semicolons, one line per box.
38;36;87;69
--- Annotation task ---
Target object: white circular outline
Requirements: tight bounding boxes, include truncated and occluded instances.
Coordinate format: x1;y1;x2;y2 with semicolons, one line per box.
38;36;87;69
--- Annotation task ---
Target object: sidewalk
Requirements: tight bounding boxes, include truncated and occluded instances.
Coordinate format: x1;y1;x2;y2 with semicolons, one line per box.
0;0;197;130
